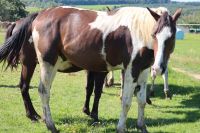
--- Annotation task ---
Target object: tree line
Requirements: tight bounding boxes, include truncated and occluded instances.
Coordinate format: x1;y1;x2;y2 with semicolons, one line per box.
0;0;27;21
0;0;171;21
21;0;170;7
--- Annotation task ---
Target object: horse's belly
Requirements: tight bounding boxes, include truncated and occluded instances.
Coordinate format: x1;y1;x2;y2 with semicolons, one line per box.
67;54;108;71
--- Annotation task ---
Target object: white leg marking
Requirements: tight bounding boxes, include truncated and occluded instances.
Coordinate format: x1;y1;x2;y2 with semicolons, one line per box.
136;69;148;129
32;27;58;132
117;66;136;133
39;61;58;132
162;67;169;92
150;67;156;92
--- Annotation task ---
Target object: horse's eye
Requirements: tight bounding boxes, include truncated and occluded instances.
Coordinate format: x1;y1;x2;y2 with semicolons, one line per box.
151;34;156;39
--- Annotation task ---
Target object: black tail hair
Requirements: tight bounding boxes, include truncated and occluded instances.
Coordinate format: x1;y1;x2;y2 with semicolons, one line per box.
5;23;16;40
0;13;38;70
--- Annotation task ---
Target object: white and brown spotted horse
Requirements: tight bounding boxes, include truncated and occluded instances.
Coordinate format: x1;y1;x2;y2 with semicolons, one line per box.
2;19;107;122
0;6;181;133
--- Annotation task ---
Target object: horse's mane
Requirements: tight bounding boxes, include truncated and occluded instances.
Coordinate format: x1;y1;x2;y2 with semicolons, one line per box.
129;7;169;46
117;7;169;46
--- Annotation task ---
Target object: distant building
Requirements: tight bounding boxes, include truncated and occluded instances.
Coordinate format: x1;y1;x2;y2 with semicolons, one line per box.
176;28;184;40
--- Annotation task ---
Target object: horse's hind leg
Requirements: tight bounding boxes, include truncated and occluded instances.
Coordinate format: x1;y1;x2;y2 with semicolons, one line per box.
83;71;95;116
90;71;107;122
38;61;58;132
19;44;40;121
19;63;40;121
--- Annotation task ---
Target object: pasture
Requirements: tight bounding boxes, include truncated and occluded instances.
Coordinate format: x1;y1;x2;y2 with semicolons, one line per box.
0;29;200;133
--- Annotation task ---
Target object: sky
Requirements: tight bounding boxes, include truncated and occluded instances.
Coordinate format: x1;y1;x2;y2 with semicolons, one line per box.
171;0;200;2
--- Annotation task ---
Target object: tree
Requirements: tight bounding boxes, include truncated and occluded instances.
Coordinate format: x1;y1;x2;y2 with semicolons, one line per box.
0;0;28;21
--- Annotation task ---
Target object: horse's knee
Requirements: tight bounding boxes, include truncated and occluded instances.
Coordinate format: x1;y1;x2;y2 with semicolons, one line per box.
122;96;132;110
137;91;146;107
20;83;28;92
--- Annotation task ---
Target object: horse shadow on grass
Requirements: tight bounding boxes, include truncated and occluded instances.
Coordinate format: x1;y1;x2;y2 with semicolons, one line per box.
57;116;177;132
56;83;200;132
0;84;37;89
147;83;200;99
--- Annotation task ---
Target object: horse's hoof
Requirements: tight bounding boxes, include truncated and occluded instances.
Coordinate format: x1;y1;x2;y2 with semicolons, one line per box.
90;112;99;122
82;107;90;116
165;91;172;100
46;122;58;133
91;121;101;126
116;126;125;133
27;113;41;121
136;124;148;133
49;127;59;133
146;97;152;105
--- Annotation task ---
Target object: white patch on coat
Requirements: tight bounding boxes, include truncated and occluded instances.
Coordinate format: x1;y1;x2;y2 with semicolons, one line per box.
153;26;172;74
32;27;41;62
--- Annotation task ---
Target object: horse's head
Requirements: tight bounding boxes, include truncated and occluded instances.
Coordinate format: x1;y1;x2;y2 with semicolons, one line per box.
147;7;182;76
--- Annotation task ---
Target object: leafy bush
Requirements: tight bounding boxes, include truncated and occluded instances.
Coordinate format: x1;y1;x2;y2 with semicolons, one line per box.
0;0;28;21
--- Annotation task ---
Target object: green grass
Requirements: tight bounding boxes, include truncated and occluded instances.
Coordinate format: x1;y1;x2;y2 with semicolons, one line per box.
170;34;200;73
0;31;200;132
0;28;5;44
26;7;43;13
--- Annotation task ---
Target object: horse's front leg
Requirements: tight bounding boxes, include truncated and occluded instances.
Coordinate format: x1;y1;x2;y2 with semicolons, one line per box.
91;72;107;122
38;61;58;133
162;67;172;99
149;67;156;97
117;67;136;133
119;70;125;100
136;69;149;133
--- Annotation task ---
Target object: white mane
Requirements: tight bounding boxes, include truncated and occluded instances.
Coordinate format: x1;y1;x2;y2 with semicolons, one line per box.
89;7;169;49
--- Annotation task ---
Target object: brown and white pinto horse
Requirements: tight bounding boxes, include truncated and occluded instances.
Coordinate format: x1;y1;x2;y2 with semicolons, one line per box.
3;19;107;122
0;6;181;132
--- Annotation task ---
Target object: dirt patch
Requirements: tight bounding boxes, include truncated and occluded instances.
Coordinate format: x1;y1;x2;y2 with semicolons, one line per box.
172;67;200;80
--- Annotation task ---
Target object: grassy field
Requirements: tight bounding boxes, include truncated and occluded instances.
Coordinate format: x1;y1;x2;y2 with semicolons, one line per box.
171;34;200;73
0;28;200;133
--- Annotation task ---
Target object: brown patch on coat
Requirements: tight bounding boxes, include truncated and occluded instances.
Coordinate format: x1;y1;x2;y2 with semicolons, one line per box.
105;26;132;69
132;47;154;82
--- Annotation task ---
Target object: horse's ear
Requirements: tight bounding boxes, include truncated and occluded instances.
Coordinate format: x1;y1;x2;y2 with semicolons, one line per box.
106;6;111;12
147;7;160;21
172;8;182;22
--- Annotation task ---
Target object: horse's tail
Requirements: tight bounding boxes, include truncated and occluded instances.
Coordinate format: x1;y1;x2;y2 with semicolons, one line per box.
5;22;16;40
0;13;38;70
